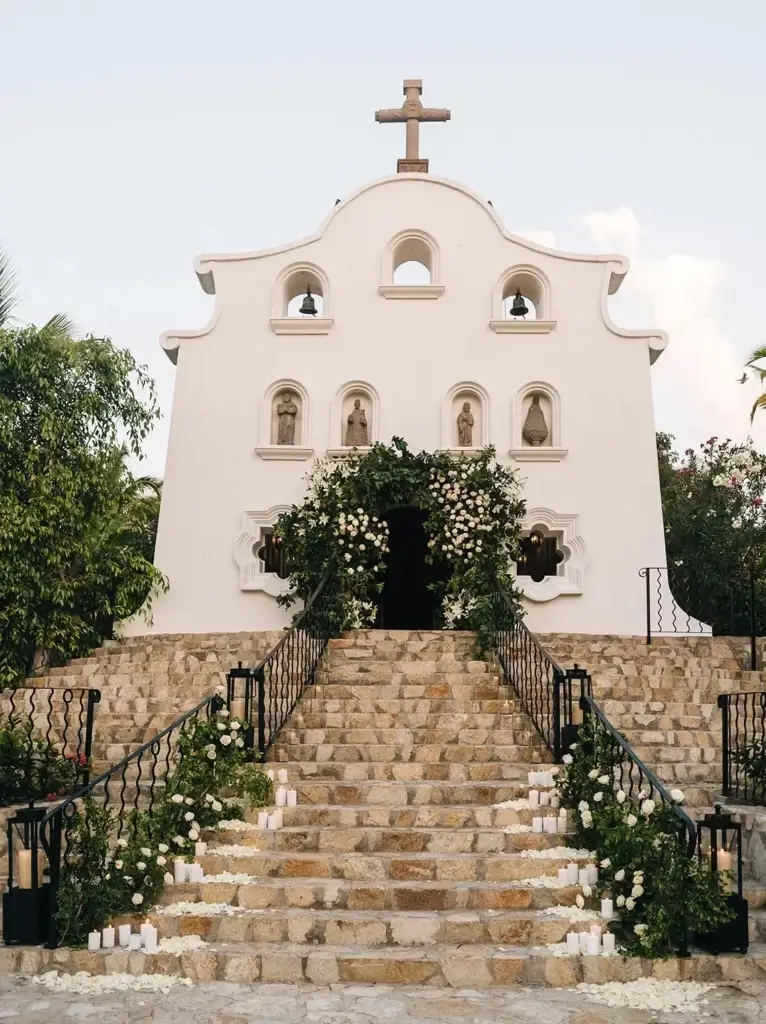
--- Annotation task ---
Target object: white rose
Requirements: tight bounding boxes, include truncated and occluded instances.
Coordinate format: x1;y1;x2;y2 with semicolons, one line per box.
582;883;592;897
217;722;227;731
616;895;625;907
204;794;214;804
140;847;152;857
136;862;146;871
158;844;169;854
593;792;604;803
184;811;195;821
156;856;166;866
231;721;241;732
220;734;232;746
212;801;222;812
616;791;626;804
132;893;144;906
207;749;217;760
218;709;229;718
185;797;194;806
117;838;128;848
578;801;590;812
625;814;637;827
597;775;609;785
171;794;184;805
569;743;578;751
614;869;625;882
625;897;635;911
641;799;656;817
634;923;648;936
114;860;123;870
189;829;199;841
236;737;245;748
632;884;644;897
600;859;610;869
588;769;598;780
164;872;175;884
575;894;585;909
174;835;185;846
670;789;685;804
123;876;133;884
562;754;573;764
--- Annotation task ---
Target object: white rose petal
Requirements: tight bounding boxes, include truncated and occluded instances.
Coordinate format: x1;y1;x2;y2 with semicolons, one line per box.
575;894;585;909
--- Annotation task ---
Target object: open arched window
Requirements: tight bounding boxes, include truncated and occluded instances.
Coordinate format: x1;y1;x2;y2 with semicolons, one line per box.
379;230;444;299
490;265;556;334
270;262;333;334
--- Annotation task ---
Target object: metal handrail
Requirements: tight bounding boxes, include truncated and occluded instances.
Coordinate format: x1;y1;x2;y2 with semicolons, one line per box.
719;689;766;805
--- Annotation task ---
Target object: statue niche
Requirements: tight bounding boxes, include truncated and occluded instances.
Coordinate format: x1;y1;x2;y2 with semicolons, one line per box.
276;391;299;445
522;394;549;447
345;398;369;447
456;401;474;447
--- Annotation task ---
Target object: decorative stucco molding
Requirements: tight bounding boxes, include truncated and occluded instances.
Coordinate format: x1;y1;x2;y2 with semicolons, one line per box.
235;507;292;597
489;319;557;334
378;284;445;299
516;507;586;603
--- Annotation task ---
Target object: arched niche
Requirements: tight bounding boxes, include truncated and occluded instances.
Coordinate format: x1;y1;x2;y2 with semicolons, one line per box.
490;265;556;334
270;262;333;335
510;381;568;462
327;381;379;455
514;508;586;602
235;506;293;596
441;382;489;453
379;229;445;300
255;379;313;461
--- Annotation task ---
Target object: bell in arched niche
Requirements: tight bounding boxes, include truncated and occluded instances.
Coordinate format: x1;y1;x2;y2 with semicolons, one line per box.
522;394;549;446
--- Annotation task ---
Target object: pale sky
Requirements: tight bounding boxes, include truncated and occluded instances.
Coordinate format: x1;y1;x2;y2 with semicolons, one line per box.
2;0;765;475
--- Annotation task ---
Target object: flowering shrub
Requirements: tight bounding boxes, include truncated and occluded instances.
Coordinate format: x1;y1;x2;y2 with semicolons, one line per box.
54;704;273;946
275;439;526;645
658;433;766;632
558;715;731;958
732;738;766;800
0;719;86;806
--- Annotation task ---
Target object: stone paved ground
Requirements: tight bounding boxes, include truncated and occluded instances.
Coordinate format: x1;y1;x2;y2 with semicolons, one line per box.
1;978;765;1024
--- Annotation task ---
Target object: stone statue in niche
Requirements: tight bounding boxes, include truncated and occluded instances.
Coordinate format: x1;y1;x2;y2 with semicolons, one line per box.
345;398;369;446
276;392;298;445
457;401;474;447
522;394;549;446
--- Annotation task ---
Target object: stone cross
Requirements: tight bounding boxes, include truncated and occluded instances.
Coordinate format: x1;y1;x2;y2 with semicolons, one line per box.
375;79;450;173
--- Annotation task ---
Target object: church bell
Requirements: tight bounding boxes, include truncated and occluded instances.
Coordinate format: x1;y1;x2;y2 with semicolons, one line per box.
511;289;528;318
299;286;317;316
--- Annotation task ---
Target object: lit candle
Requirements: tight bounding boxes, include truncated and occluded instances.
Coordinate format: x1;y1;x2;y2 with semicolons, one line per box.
578;930;590;951
140;922;153;946
143;925;158;954
194;841;207;858
539;791;550;807
275;787;287;808
586;933;600;955
558;867;569;885
128;934;142;951
102;926;115;949
88;930;101;951
528;790;540;808
601;897;613;920
586;864;598;885
118;924;131;947
602;932;616;956
17;849;32;890
578;868;589;888
532;817;543;834
544;817;558;834
173;859;186;884
566;862;579;885
589;923;602;939
287;789;298;807
566;931;580;954
278;769;289;784
717;847;732;872
257;811;269;829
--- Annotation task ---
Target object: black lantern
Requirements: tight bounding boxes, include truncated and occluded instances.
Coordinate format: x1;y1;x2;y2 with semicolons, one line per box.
510;289;528;318
3;801;51;946
299;286;317;316
695;804;748;954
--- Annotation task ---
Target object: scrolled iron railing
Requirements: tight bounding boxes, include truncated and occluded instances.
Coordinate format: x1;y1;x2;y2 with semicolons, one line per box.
0;686;100;806
719;690;766;805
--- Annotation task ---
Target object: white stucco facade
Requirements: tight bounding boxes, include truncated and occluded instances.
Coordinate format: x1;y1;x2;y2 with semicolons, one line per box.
125;173;674;638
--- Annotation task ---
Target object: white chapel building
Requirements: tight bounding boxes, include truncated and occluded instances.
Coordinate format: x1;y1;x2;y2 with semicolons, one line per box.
127;80;674;639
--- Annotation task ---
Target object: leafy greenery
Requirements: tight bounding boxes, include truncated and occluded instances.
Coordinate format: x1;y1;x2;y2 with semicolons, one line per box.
732;737;766;800
559;715;732;957
657;432;766;634
0;718;86;806
237;763;275;807
0;324;167;685
275;439;526;647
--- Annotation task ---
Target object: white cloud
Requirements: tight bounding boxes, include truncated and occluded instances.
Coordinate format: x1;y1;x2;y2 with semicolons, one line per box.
581;206;643;256
518;229;557;249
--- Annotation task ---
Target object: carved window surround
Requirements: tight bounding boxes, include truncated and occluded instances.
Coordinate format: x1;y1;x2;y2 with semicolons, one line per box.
269;317;334;335
271;261;333;334
489;319;557;334
514;508;586;603
378;284;445;300
234;507;293;597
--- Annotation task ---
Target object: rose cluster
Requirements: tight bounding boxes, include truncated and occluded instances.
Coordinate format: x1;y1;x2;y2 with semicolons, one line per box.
335;507;390;578
425;469;504;563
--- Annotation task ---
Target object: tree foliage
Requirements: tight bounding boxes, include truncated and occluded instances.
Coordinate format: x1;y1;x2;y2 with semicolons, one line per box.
0;325;166;685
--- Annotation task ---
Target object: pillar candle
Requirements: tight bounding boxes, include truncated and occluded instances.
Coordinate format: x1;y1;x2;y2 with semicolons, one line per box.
586;864;598;885
257;811;269;829
566;931;580;954
128;934;142;951
550;794;560;808
194;841;207;858
102;926;115;949
143;926;158;954
586;933;600;956
184;863;197;883
173;859;186;884
267;813;278;831
118;924;131;947
566;862;579;885
589;923;602;939
527;771;535;786
539;791;550;807
274;809;283;828
528;790;539;808
190;864;204;882
717;848;732;871
578;930;590;951
88;931;101;951
266;769;275;782
557;815;567;834
140;922;153;946
532;817;543;833
278;769;289;784
287;789;298;807
602;932;616;956
275;787;287;808
544;817;558;834
16;849;32;890
578;868;589;887
601;897;613;920
557;867;569;884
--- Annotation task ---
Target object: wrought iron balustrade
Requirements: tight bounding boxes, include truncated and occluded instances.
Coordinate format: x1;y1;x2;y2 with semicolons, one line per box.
719;690;766;805
0;686;100;806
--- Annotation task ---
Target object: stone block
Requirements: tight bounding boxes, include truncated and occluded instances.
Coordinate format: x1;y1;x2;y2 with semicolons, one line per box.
338;956;441;985
442;953;493;987
260;951;304;982
390;915;440;945
222;954;260;982
306;951;340;985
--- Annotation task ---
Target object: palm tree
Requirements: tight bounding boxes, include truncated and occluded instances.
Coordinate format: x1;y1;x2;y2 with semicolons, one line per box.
745;346;766;421
0;244;75;337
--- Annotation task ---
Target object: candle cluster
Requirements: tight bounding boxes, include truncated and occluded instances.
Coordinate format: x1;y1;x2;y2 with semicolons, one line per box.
88;922;158;953
565;924;616;956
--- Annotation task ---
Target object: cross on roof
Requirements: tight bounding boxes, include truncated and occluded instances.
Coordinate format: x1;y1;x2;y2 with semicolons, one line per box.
375;79;450;174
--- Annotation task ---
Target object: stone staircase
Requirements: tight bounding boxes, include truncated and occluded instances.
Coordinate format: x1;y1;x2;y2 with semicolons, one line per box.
541;634;766;810
6;629;766;987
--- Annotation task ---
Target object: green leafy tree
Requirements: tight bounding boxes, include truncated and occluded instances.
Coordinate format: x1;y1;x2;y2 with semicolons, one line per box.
0;325;167;685
657;432;766;633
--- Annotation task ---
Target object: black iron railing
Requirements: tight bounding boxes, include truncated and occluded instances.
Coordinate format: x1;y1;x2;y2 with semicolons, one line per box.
491;589;587;761
640;565;762;670
581;693;697;857
227;574;337;760
0;687;100;806
719;690;766;805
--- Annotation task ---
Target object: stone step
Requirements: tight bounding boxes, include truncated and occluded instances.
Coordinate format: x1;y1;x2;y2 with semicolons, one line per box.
272;742;545;764
162;876;582;912
293;712;530;730
149;907;587;948
269;762;547;782
311;683;507;701
257;803;551;829
280;728;539;746
12;941;766;987
299;698;520;715
199;848;587;881
209;826;569;855
319;664;495;683
290;778;531;805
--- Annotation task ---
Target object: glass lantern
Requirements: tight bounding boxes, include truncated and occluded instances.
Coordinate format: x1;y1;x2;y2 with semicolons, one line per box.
3;801;51;946
695;804;748;955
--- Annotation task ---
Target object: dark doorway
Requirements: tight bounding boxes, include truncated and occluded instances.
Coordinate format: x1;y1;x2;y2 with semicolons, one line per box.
377;506;449;629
